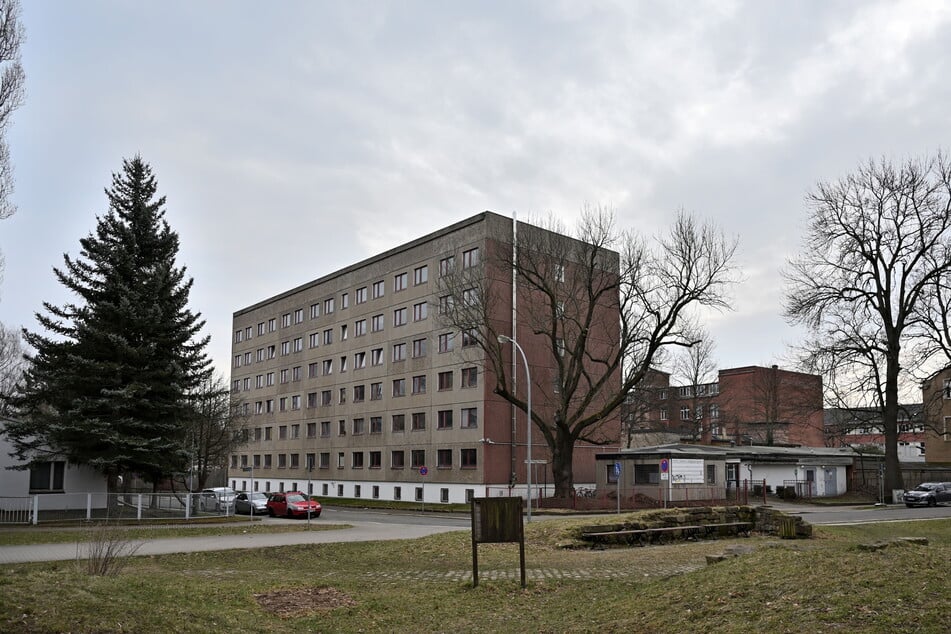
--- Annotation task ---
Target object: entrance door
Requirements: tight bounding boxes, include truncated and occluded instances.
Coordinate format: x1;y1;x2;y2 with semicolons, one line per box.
823;468;837;496
804;468;816;496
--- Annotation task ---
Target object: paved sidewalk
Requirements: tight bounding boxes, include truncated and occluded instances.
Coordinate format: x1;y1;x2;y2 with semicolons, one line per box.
0;520;462;564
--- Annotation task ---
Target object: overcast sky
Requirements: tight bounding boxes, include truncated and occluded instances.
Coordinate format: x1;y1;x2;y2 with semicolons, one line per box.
2;1;950;382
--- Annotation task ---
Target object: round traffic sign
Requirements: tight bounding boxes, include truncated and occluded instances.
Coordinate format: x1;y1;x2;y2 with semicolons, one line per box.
660;458;669;473
419;466;428;476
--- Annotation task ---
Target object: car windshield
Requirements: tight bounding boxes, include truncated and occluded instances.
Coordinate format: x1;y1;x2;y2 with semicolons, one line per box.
914;484;937;491
286;494;307;503
250;493;267;501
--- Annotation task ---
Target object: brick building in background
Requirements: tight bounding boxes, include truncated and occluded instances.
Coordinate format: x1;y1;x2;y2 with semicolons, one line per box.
624;365;825;448
227;212;621;504
922;367;951;463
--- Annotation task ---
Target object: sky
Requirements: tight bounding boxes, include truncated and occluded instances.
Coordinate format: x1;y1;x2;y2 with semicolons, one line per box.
2;1;951;383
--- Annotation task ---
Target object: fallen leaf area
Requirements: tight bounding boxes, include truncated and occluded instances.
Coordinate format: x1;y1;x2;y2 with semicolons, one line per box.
254;587;357;618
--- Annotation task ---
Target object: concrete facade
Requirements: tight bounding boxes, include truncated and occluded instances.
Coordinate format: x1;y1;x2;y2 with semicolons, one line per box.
228;212;621;504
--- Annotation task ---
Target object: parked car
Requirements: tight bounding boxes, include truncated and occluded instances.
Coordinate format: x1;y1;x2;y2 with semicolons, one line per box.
266;491;322;518
234;491;268;515
198;487;237;512
902;482;951;507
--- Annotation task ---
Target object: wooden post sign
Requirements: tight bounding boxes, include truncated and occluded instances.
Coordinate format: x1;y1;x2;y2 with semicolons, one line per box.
470;497;526;588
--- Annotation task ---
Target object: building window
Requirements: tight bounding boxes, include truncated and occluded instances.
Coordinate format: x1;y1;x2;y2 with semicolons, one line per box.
356;287;367;304
437;410;453;429
354;351;366;369
338;420;346;436
281;313;291;328
411;450;425;468
438;333;454;353
310;303;320;319
355;319;367;336
392;378;406;397
369;451;382;469
294;308;304;324
393;307;407;327
556;338;565;357
371;314;384;332
278;454;287;468
268;318;277;332
461;448;477;469
706;464;717;485
392;414;405;432
634;464;660;484
319;452;330;469
438;295;453;315
438;371;453;390
321;390;332;406
322;359;333;375
339;356;348;372
255;374;264;389
412;375;427;395
337;452;345;468
353;418;365;435
370;416;383;434
340;324;348;341
414;265;428;285
264;454;272;468
307;422;317;438
394;272;408;292
370;382;382;400
267;345;275;359
339;387;347;403
462;329;478;348
461;367;478;388
291;395;301;410
660;408;668;421
412;338;427;358
413;302;428;321
281;341;290;356
290;453;300;468
292;366;301;381
323;329;333;345
392;342;407;362
394;486;402;500
461;408;478;429
679;386;693;398
412;412;426;431
710;404;719;420
258;321;266;335
320;421;331;437
353;385;365;402
309;333;320;349
462;287;479;306
680;406;690;420
324;298;334;314
341;292;349;309
439;256;454;276
555;263;565;282
280;369;288;384
371;348;384;366
437;449;452;468
29;461;65;492
391;450;405;469
462;247;479;268
372;280;384;299
279;425;288;440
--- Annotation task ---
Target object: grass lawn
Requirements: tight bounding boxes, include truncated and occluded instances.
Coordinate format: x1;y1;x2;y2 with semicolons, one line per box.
1;516;947;633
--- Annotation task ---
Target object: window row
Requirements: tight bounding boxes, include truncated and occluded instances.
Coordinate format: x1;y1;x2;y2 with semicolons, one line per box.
245;407;480;439
233;247;482;345
232;447;479;471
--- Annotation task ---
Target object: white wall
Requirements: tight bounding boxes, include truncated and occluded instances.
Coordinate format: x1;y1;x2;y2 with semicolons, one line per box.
230;476;486;504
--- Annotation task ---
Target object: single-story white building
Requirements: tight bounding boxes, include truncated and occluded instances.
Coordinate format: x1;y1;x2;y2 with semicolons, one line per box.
595;443;857;504
1;420;108;519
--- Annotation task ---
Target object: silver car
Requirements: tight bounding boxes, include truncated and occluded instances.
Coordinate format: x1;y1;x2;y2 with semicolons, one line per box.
234;491;268;515
902;482;951;507
198;487;237;512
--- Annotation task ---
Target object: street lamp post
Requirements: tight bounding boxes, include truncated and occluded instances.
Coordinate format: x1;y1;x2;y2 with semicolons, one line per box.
498;335;532;522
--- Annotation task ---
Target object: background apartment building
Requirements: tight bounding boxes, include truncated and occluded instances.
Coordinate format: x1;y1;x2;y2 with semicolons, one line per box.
922;367;951;463
227;212;620;504
625;365;825;448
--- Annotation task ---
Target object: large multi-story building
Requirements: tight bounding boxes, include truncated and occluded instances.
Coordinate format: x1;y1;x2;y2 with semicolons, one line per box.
824;405;926;462
922;367;951;463
625;365;825;448
227;212;621;504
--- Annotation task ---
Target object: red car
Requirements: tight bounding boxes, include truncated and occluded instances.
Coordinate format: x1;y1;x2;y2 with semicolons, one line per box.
266;491;322;518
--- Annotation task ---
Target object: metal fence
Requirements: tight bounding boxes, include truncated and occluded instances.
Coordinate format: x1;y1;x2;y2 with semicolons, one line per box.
0;492;241;525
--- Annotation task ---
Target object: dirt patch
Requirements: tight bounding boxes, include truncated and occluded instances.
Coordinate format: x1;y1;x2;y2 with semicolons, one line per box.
254;586;357;618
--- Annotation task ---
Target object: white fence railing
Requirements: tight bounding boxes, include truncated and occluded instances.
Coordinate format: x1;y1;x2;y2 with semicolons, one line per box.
0;492;240;525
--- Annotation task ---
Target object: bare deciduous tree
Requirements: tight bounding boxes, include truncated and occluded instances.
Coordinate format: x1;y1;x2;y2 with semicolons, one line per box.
784;153;951;492
439;207;737;496
0;320;24;415
670;328;717;441
0;0;24;224
176;375;249;492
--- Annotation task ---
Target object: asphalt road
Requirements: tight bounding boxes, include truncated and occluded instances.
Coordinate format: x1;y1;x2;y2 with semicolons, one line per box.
769;501;951;525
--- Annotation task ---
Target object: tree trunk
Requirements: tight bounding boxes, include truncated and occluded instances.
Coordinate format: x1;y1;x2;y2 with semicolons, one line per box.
883;351;904;492
550;433;576;497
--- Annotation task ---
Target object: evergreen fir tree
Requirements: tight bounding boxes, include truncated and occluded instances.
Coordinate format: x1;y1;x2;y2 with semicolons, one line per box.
7;156;211;491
